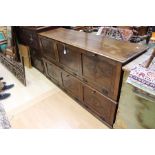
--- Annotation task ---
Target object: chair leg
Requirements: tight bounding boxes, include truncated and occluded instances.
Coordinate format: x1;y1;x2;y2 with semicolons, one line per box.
145;48;155;68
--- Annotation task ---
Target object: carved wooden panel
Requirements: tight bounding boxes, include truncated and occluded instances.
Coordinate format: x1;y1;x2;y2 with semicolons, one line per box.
0;53;26;85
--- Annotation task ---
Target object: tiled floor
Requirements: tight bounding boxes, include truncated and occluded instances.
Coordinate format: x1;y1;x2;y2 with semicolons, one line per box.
0;63;108;128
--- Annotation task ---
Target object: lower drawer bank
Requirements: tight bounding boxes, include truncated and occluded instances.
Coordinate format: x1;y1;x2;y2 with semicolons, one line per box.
43;58;117;127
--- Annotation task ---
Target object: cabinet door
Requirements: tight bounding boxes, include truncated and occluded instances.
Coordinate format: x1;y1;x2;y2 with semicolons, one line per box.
44;60;62;86
39;36;57;61
83;85;117;126
57;43;82;76
82;53;121;101
62;71;83;102
30;48;44;73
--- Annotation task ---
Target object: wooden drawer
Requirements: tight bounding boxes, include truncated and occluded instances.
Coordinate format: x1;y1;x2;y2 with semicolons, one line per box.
82;53;121;101
30;48;44;73
44;59;62;85
39;36;57;62
62;71;83;102
83;85;117;126
57;43;82;76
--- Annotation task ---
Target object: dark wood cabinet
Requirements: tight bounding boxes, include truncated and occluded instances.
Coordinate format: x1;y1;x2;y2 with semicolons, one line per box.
38;28;147;127
83;85;117;126
57;42;82;75
62;71;83;102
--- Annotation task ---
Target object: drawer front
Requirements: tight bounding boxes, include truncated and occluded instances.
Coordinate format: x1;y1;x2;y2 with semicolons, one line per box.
44;60;62;85
57;43;82;75
30;48;44;73
39;36;57;61
62;71;83;101
83;85;117;126
82;53;121;100
31;57;44;73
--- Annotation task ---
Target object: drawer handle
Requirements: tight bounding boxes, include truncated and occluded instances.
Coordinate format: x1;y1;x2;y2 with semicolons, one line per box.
87;52;97;57
73;72;77;76
83;78;88;83
66;74;70;77
101;116;105;121
91;90;96;94
102;88;108;95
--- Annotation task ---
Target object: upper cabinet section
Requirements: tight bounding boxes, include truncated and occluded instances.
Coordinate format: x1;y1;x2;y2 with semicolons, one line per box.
39;36;57;62
39;28;148;64
56;42;82;75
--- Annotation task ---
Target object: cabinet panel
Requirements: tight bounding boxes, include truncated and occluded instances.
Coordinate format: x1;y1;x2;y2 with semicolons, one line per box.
44;60;62;85
83;85;117;126
39;36;57;61
30;48;44;73
57;43;82;75
32;57;44;73
82;53;120;100
62;71;83;101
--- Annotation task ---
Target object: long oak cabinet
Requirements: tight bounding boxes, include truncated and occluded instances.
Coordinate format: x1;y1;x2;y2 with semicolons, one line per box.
37;28;147;127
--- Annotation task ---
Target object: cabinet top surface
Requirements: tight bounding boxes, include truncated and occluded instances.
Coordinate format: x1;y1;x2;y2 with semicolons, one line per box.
39;28;148;63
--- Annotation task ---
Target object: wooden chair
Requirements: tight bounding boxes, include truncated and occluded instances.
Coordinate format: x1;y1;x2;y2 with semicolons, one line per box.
145;48;155;68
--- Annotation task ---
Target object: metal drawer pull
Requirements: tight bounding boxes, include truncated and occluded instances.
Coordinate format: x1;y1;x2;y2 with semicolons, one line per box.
63;44;67;54
73;72;77;76
30;35;33;42
102;88;108;95
87;52;97;57
66;74;70;77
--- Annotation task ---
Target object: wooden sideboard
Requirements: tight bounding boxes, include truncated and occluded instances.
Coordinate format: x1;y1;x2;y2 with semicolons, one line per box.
38;28;148;127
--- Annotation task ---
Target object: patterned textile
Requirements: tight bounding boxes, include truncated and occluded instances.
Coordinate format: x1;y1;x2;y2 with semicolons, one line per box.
119;28;133;41
0;103;11;129
99;27;133;41
127;58;155;98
